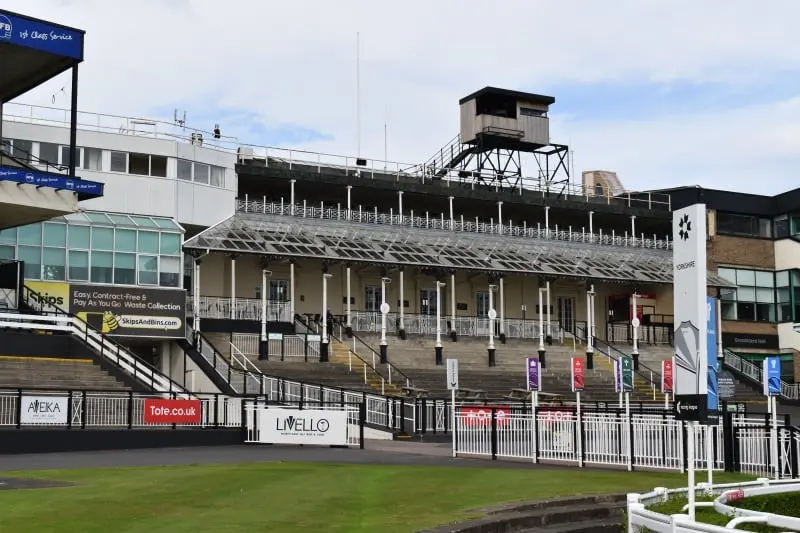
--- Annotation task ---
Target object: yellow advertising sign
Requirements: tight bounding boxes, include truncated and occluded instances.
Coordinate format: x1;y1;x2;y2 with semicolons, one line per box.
24;281;70;313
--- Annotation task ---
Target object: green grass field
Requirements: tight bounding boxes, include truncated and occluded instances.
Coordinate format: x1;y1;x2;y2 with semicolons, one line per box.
0;463;748;533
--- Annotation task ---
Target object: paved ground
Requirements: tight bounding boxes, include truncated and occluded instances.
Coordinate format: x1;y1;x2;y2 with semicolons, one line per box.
0;441;571;473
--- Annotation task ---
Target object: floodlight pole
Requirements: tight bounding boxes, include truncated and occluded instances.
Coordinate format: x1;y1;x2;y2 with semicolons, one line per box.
488;283;497;367
380;276;391;363
320;272;332;362
435;281;444;365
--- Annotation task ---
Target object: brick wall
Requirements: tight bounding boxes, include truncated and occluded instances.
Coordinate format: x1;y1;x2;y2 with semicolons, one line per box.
708;235;774;270
795;352;800;383
721;320;778;336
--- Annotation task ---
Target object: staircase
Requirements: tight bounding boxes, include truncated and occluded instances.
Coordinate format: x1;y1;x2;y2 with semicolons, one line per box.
0;356;130;390
423;134;475;178
329;337;403;396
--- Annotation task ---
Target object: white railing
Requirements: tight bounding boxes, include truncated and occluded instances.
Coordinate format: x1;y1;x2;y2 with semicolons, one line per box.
232;333;316;359
724;349;799;400
627;478;800;533
237;199;674;250
0;312;187;395
187;295;291;322
0;390;239;428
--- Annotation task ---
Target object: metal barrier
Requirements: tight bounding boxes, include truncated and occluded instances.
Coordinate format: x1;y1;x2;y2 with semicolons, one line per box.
627;478;800;532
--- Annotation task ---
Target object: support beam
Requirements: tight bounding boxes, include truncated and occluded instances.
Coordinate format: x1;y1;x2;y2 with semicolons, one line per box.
586;284;595;369
380;276;391;363
230;256;237;320
259;268;271;360
488;282;497;367
289;260;296;322
538;283;546;368
345;265;353;337
193;259;201;341
435;280;444;365
290;179;296;215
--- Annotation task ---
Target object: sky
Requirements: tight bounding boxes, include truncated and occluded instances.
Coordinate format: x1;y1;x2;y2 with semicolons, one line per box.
5;0;800;195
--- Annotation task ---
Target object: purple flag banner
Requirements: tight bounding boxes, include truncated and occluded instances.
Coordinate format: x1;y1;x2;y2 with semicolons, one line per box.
526;357;540;392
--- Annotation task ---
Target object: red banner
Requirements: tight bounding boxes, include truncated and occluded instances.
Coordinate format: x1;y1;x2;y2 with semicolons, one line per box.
662;360;674;394
460;406;510;426
143;399;202;424
571;357;585;392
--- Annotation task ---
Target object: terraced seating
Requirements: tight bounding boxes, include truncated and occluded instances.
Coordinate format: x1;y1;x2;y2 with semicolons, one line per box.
0;356;129;391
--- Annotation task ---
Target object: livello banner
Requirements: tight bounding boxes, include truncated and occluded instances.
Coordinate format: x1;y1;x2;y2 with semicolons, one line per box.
25;281;186;339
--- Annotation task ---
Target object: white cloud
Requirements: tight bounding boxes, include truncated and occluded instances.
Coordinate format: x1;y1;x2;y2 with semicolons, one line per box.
5;0;800;195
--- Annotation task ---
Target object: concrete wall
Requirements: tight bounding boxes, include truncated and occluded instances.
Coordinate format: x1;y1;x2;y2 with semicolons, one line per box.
158;340;220;394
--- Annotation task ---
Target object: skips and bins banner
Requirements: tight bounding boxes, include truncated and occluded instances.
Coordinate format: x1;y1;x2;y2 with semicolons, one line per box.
25;281;186;338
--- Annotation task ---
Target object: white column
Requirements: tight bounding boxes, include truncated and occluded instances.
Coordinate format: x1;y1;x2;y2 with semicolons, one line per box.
497;201;503;234
449;196;454;230
488;284;496;350
590;284;596;345
290;179;296;215
399;269;405;332
546;280;552;338
586;286;594;353
322;272;332;340
380;276;390;347
260;268;268;342
589;211;594;243
716;297;723;360
398;190;404;224
346;266;351;328
545;206;550;238
499;276;505;338
193;259;201;332
289;261;295;320
450;272;456;334
435;281;443;348
538;286;545;351
630;215;636;245
230;256;236;320
346;185;352;220
632;291;639;356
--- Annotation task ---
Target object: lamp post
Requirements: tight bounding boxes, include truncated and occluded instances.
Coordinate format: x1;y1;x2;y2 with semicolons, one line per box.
320;272;332;363
435;280;445;365
380;276;391;364
259;269;272;360
632;289;640;371
488;283;497;367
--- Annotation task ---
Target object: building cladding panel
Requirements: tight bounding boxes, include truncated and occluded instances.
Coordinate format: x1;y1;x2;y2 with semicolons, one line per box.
708;235;776;271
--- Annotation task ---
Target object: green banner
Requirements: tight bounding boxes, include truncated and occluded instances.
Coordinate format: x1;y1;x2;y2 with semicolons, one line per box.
621;356;634;392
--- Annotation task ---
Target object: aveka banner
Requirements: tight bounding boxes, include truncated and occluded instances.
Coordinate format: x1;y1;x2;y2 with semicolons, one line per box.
25;281;186;338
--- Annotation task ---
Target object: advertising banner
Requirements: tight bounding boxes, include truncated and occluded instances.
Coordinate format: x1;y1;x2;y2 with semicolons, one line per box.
259;408;349;445
571;357;585;393
460;406;510;427
20;395;68;425
763;357;782;397
662;360;674;394
24;281;186;338
143;399;202;424
621;356;634;393
614;359;622;393
0;167;100;195
672;203;709;422
706;296;719;415
526;357;541;392
0;10;84;59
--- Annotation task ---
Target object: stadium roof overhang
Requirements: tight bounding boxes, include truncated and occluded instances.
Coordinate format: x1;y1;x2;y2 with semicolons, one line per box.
184;213;735;288
0;10;85;101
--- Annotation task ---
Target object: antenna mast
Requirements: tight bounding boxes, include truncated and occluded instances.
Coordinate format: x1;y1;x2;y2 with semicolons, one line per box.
356;32;361;158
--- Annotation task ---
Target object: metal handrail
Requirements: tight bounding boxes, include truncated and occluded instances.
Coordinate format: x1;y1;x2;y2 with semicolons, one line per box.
723;349;799;400
331;315;412;386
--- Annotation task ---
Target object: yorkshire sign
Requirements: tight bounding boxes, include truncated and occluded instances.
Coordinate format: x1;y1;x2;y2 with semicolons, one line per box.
672;204;710;423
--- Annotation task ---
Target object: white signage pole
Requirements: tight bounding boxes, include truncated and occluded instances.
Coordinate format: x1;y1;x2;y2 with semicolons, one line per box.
446;358;459;458
625;391;632;472
706;424;713;487
671;203;709;523
771;395;779;479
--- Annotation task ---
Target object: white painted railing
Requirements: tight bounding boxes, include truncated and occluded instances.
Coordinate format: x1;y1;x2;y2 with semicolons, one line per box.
0;312;187;394
627;478;800;533
237;199;674;250
232;333;316;359
724;349;799;400
187;295;290;322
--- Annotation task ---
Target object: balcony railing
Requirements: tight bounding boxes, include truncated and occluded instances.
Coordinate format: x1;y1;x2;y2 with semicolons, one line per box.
237;199;673;251
187;295;290;322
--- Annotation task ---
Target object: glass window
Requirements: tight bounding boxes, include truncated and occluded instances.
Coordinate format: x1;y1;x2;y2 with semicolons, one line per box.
755;271;774;287
716;212;771;238
42;223;67;247
138;231;159;253
718;268;737;283
107;214;134;226
114;229;137;252
737;286;755;301
138;255;158;285
60;146;81;168
113;253;136;285
194;163;210;184
39;142;59;166
83;148;102;171
128;153;150;175
17;246;41;279
776;271;789;287
736;270;755;286
17;224;42;246
720;301;736;320
12;139;33;162
210;166;225;187
91;227;114;250
130;216;157;228
159;256;181;287
775;215;789;238
110;151;127;172
42;247;66;281
68;225;90;249
177;159;193;181
151;155;168;177
0;245;14;260
68;250;89;281
86;212;112;224
756;287;774;303
154;218;180;230
90;251;113;283
0;227;16;244
758;218;772;238
160;233;181;255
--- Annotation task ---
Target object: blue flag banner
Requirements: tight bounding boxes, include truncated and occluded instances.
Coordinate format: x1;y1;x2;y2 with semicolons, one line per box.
763;357;781;397
706;297;719;413
0;10;84;60
0;167;103;198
